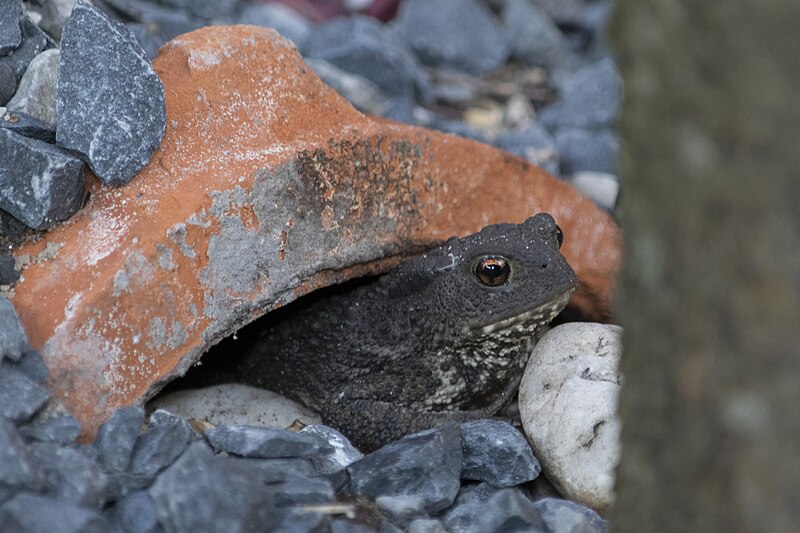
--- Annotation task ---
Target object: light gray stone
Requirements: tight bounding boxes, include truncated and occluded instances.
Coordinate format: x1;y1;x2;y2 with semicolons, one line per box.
38;0;76;41
0;0;22;54
236;3;311;51
7;49;59;124
569;171;619;210
519;322;622;512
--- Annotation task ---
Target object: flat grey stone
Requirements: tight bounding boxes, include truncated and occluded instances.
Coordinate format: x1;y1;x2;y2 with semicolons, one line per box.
0;14;55;81
29;441;110;508
555;127;619;175
127;410;192;478
0;253;18;284
0;127;85;229
9;348;47;382
0;493;108;533
0;108;56;142
101;0;205;42
37;0;76;41
305;15;420;99
460;420;541;487
205;424;332;459
444;487;545;533
0;0;22;54
503;0;577;71
347;424;462;514
18;414;82;445
105;490;161;533
7;49;59;124
0;295;27;362
56;0;165;186
533;497;608;533
149;442;283;532
0;63;15;105
0;362;50;422
393;0;509;74
376;494;428;528
0;417;41;491
92;406;145;473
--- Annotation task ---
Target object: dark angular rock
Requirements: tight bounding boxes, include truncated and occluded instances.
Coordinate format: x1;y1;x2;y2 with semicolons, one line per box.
0;63;15;106
105;490;162;533
0;493;109;533
0;209;26;237
555;127;619;175
0;253;19;284
495;123;560;175
444;487;545;533
393;0;509;74
533;497;608;533
0;127;85;229
0;108;56;142
0;0;22;54
0;296;27;361
460;420;541;487
149;442;283;532
92;406;145;473
10;348;48;382
205;424;332;458
376;494;428;528
125;23;165;60
56;0;166;186
127;411;192;478
236;3;312;51
0;417;41;491
0;14;55;81
0;362;50;422
331;519;376;533
301;424;363;474
305;16;420;99
347;424;462;514
539;58;622;130
502;0;576;71
407;518;447;533
271;473;336;507
18;414;82;445
28;441;110;508
100;0;206;42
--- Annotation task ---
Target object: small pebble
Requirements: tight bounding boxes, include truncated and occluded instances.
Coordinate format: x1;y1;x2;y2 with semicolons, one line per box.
0;253;19;285
236;3;312;51
18;414;82;445
0;128;85;230
104;490;161;533
0;493;109;533
443;487;543;533
125;23;164;60
28;441;110;508
0;63;16;106
460;419;541;487
347;424;462;514
56;0;166;186
92;406;145;473
393;0;510;74
0;0;23;54
376;494;429;528
0;14;55;80
0;296;28;362
127;411;192;478
570;171;620;210
36;0;76;41
534;497;609;533
6;49;60;125
0;108;57;142
495;122;560;175
0;417;41;491
502;0;576;71
0;362;50;422
555;127;619;175
205;424;332;459
407;518;447;533
10;348;48;383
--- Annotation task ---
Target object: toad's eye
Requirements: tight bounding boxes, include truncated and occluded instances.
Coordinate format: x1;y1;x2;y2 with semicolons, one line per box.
474;256;511;287
555;225;564;248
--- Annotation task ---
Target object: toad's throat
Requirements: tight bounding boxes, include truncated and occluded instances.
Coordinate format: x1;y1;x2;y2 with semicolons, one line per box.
472;289;574;336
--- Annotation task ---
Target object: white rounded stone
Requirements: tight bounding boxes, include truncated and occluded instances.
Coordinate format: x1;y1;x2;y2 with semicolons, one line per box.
148;383;321;429
519;322;622;512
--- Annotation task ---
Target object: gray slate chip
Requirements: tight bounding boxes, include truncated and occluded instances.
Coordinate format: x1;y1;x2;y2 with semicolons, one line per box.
0;0;22;54
0;253;18;284
407;518;447;533
149;442;284;533
18;414;82;445
271;472;336;507
57;0;166;186
376;494;429;528
93;406;145;473
28;441;111;509
0;417;41;491
0;108;56;142
0;127;85;230
444;487;545;533
460;420;541;487
502;0;576;71
127;412;192;478
495;123;560;176
300;423;362;484
539;58;622;130
205;424;333;459
100;0;205;42
0;362;50;422
0;295;27;361
347;424;462;514
237;3;312;51
534;497;609;533
6;48;59;125
555;127;619;175
0;493;109;533
10;348;48;382
305;15;420;99
105;490;162;533
125;23;164;60
0;62;15;106
393;0;510;74
0;14;55;81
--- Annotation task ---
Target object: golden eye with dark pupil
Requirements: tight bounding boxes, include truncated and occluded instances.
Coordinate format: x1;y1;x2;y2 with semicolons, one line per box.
475;256;511;286
555;225;564;248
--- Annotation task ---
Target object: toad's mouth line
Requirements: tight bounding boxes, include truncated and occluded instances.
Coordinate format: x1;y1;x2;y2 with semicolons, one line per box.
471;289;574;335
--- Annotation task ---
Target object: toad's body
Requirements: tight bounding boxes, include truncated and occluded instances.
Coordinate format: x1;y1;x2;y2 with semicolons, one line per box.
230;213;577;450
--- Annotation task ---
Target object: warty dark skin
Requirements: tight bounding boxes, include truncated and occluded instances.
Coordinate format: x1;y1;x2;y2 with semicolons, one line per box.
226;213;578;451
